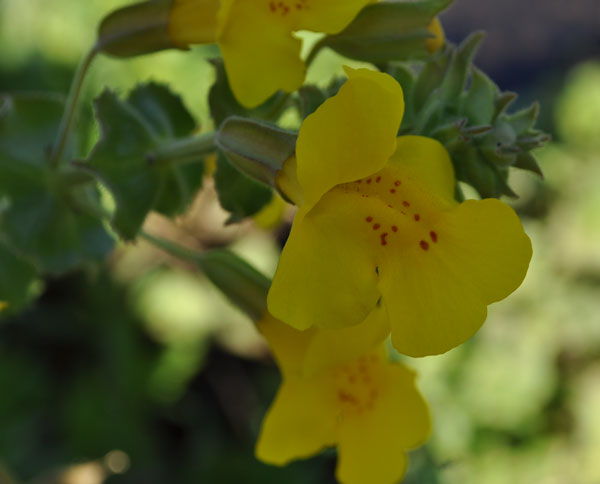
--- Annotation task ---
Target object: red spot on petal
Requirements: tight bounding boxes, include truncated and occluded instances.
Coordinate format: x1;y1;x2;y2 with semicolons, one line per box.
269;1;276;11
380;233;388;246
430;231;438;243
390;189;396;194
387;204;393;208
414;214;420;221
373;223;380;230
338;391;358;404
402;200;410;207
366;178;372;184
391;226;398;232
356;179;362;184
394;180;401;186
420;240;429;251
365;216;373;223
376;176;381;183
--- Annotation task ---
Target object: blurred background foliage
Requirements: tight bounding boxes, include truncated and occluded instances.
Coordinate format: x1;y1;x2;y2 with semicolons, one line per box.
0;0;599;483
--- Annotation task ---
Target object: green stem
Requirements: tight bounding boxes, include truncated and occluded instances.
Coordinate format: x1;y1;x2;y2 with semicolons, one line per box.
139;230;202;263
149;132;217;167
50;45;99;168
139;230;270;320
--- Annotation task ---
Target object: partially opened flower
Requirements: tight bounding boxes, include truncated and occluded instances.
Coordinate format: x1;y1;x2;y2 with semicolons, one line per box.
267;67;532;357
256;314;430;484
169;0;375;107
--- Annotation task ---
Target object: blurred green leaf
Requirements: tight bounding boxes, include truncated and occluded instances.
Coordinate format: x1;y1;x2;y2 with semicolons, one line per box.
214;152;272;224
83;83;205;238
0;93;114;275
0;240;39;314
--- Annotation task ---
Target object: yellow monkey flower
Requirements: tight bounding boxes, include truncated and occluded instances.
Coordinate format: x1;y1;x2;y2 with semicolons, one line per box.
169;0;375;108
255;314;430;484
267;67;532;357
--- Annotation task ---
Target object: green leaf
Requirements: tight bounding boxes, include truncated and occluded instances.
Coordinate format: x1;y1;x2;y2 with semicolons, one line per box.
0;93;114;275
208;59;289;126
318;0;454;63
213;152;273;224
83;84;206;238
128;83;205;216
298;85;327;120
0;240;40;314
412;52;450;113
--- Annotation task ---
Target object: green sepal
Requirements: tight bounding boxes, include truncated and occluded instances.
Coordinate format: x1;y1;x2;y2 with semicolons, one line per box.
298;85;327;120
199;250;270;321
440;31;485;107
209;59;290;126
514;152;544;178
216;116;297;188
0;93;114;275
461;67;497;125
82;84;206;239
97;0;177;58
315;0;453;63
213;152;273;225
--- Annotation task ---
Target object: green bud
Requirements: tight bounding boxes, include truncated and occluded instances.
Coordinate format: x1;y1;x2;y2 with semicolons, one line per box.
97;0;176;58
216;116;297;189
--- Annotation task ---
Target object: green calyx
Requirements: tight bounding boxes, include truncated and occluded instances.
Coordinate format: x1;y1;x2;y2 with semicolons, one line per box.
394;33;549;199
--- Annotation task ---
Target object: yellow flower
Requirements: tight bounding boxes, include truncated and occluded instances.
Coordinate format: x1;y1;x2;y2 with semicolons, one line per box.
169;0;374;108
267;67;532;357
255;314;430;484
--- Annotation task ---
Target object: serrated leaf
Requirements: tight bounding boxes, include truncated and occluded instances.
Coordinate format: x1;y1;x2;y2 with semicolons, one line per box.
208;59;289;126
0;93;114;274
214;152;273;224
84;85;206;237
128;82;205;216
320;0;454;63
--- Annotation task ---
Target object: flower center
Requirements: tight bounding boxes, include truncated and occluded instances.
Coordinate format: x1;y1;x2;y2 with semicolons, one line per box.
338;166;442;252
332;354;383;418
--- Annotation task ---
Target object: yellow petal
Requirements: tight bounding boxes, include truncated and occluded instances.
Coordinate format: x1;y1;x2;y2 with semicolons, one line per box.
335;361;430;484
295;68;404;211
168;0;219;46
389;135;456;204
268;189;383;332
217;0;304;108
295;0;374;34
381;198;532;356
302;305;390;376
255;376;337;465
257;313;315;376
